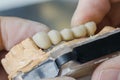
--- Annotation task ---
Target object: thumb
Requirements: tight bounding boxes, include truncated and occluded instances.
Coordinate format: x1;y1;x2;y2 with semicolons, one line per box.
71;0;111;27
92;55;120;80
0;17;50;51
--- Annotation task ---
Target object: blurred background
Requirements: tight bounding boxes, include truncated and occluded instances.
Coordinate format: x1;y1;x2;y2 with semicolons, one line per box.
0;0;78;30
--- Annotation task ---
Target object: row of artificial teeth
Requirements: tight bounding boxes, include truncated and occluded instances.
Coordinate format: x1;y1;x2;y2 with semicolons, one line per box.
32;21;97;49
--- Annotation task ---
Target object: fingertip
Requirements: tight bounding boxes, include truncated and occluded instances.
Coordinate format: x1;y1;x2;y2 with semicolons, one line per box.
71;12;98;27
71;0;111;27
71;13;87;27
92;56;120;80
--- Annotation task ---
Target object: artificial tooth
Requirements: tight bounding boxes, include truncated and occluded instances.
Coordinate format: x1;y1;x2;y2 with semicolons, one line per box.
71;25;87;38
85;21;97;36
48;30;62;45
32;32;52;49
60;28;74;41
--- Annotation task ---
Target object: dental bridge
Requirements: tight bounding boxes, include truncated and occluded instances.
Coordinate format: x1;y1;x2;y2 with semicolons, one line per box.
1;21;120;80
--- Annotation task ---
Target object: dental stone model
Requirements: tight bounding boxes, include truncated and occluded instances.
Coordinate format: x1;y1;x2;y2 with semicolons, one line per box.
1;38;48;80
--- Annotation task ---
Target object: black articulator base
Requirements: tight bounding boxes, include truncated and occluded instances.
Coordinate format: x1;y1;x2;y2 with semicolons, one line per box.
56;29;120;65
74;29;120;63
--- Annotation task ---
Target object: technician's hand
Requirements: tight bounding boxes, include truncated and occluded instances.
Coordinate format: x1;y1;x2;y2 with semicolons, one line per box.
71;0;120;80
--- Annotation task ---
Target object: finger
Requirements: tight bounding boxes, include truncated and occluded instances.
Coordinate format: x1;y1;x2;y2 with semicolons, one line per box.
108;2;120;26
71;0;111;27
0;17;50;50
92;55;120;80
111;0;120;3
